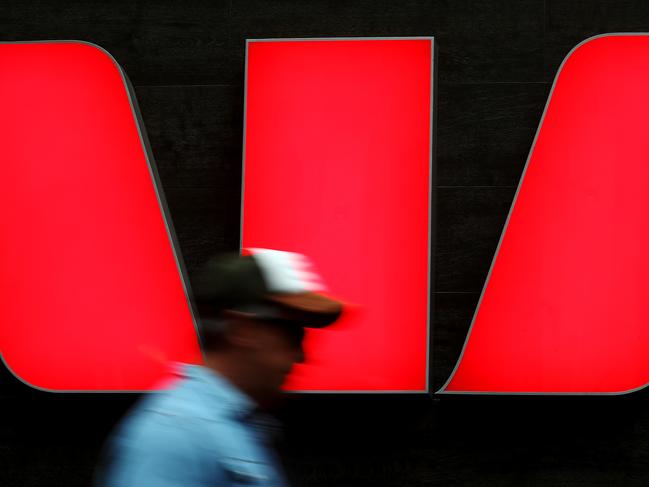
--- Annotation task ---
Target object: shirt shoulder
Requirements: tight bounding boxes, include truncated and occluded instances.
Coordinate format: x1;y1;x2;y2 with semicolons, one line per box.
97;395;222;486
97;368;287;486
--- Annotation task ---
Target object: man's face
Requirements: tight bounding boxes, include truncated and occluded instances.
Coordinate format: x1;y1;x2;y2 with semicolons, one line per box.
248;319;306;395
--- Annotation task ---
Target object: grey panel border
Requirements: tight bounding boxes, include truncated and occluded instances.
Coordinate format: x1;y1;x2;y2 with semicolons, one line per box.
437;33;649;397
241;36;436;394
0;40;204;394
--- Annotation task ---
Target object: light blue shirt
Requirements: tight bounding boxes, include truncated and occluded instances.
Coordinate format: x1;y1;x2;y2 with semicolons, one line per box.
97;364;289;487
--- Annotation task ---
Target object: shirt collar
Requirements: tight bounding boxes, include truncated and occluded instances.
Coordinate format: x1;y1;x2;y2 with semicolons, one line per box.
173;363;257;421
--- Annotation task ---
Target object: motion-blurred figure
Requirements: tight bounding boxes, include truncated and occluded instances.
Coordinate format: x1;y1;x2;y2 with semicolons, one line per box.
96;248;343;486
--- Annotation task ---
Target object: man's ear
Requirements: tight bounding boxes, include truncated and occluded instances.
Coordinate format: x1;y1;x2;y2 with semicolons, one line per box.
221;311;262;349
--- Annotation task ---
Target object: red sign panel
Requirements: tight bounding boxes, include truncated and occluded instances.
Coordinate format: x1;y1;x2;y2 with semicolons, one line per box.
242;38;434;392
441;35;649;395
0;42;202;391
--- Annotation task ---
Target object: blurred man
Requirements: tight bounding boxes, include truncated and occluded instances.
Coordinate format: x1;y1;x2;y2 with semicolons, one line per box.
96;248;343;486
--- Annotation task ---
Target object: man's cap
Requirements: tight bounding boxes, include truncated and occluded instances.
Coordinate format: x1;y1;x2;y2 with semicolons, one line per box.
192;248;343;328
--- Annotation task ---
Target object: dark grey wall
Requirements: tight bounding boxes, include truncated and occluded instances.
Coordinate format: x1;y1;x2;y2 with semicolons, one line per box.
3;1;649;486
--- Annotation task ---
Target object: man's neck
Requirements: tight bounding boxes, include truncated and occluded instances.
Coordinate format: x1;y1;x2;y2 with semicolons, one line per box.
203;353;261;406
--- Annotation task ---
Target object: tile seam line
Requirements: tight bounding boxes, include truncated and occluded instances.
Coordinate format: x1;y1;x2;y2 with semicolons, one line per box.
437;185;518;188
133;84;237;89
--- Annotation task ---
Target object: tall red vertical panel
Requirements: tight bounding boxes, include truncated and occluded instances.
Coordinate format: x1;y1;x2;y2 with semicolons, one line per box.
0;42;202;391
441;35;649;395
243;38;433;392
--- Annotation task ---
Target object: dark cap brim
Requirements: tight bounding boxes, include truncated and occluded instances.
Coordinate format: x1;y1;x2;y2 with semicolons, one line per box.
265;292;343;328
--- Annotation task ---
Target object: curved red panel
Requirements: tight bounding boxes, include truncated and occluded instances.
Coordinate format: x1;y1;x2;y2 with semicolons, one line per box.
441;35;649;394
0;42;202;391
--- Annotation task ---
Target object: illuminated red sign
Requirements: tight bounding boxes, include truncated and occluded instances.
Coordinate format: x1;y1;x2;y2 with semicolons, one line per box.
242;38;434;392
0;42;202;391
8;35;647;395
441;34;649;395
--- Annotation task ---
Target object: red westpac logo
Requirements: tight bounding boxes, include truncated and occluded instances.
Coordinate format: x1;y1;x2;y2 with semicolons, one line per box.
3;36;647;395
